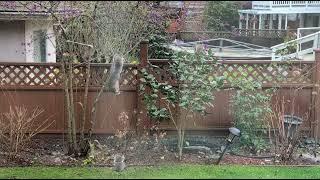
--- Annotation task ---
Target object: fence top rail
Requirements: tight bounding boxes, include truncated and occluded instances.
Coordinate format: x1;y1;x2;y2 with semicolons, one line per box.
0;62;138;67
149;59;315;65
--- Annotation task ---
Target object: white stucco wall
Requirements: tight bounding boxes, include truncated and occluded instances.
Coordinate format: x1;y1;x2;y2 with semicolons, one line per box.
0;21;26;62
25;20;56;62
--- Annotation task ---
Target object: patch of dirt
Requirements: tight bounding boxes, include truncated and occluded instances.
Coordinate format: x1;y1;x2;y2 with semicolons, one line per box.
0;135;319;167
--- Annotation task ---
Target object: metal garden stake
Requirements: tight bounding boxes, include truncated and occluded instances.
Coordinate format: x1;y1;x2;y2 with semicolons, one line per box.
216;127;241;165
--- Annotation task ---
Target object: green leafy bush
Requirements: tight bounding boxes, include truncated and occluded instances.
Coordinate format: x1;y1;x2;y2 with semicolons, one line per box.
139;47;224;159
230;77;273;154
148;33;174;59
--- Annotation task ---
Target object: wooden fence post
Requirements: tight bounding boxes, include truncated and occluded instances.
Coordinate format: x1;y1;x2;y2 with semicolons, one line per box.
313;49;320;140
135;40;150;136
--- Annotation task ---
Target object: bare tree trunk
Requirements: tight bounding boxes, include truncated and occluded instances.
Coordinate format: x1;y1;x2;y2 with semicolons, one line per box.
176;105;183;161
80;2;97;148
178;111;187;161
80;59;91;148
62;62;73;154
68;62;78;154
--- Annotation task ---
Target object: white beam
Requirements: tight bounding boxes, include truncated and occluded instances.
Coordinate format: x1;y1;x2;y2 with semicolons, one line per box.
278;14;282;30
246;13;249;29
253;15;256;30
269;14;273;29
285;14;288;30
299;13;304;28
239;13;242;29
259;14;262;30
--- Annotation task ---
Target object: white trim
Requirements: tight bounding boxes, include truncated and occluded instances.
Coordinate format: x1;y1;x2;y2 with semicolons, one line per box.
253;15;256;30
239;10;320;15
259;14;262;29
297;27;320;38
239;13;242;29
269;14;273;29
299;13;304;28
249;1;320;14
271;31;320;61
285;14;288;30
278;14;282;30
246;13;249;29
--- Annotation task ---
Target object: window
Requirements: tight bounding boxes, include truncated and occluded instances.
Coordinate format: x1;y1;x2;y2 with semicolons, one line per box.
33;30;47;62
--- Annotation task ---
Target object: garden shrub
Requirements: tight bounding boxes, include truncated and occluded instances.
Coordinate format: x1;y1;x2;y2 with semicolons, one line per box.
139;46;224;159
0;106;53;158
148;33;174;59
230;77;273;154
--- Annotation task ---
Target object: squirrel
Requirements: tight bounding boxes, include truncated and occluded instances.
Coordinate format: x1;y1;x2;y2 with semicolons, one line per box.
108;54;124;95
113;154;126;172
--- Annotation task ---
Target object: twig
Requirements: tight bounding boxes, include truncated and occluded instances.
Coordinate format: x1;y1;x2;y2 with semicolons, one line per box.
66;40;94;48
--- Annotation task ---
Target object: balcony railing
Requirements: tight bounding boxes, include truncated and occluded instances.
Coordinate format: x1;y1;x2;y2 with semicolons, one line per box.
252;1;320;10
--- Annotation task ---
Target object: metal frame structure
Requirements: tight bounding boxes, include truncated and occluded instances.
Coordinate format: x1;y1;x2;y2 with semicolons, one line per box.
169;38;272;60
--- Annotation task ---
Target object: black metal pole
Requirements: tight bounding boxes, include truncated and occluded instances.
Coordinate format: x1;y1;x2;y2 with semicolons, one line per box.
216;136;235;165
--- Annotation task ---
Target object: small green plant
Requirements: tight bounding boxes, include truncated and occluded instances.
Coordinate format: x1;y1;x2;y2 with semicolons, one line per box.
275;33;297;58
82;156;94;166
82;142;96;166
230;77;273;154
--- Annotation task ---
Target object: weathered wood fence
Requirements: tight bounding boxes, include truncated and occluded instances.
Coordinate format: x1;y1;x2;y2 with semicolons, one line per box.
0;42;320;137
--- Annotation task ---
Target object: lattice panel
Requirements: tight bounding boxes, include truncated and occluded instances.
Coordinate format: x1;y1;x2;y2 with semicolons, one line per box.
145;63;177;85
120;67;138;88
148;61;314;86
0;63;138;89
214;63;313;85
88;65;138;88
0;64;62;86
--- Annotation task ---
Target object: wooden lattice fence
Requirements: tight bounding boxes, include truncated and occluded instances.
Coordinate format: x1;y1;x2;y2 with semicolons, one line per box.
145;57;318;136
0;63;138;90
0;42;319;137
0;62;139;134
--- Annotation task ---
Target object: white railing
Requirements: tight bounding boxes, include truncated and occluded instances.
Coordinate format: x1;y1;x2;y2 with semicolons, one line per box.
271;31;320;61
297;27;320;38
252;1;271;9
252;1;320;9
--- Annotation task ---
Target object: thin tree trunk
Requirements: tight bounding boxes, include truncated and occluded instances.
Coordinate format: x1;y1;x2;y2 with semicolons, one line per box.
62;62;73;154
178;128;182;160
80;2;97;147
80;59;91;146
68;62;78;153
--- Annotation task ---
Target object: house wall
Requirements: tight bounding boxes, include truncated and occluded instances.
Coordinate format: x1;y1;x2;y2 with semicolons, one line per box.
25;20;56;63
0;21;26;62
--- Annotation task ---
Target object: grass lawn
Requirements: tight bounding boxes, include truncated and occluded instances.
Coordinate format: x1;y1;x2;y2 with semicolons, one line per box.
1;165;320;179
